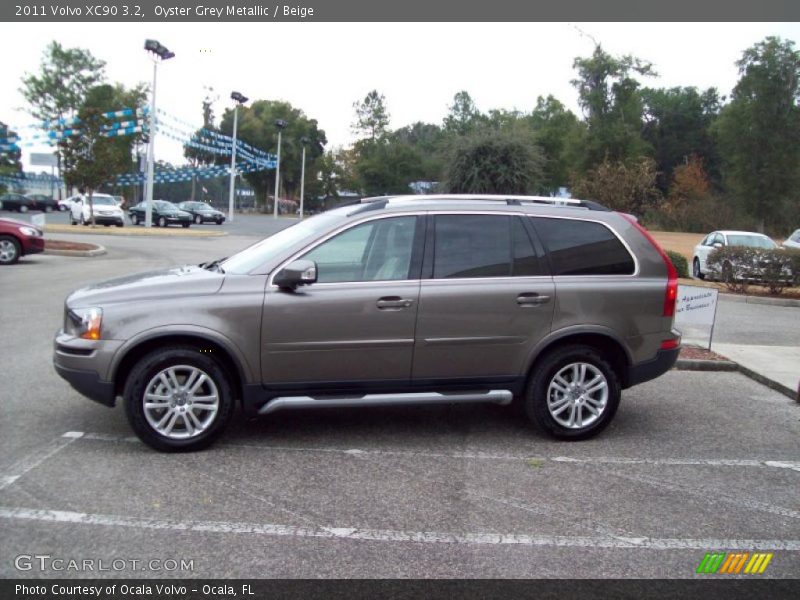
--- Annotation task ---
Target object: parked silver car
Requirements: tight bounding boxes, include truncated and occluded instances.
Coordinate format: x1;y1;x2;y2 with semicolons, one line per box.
54;195;681;451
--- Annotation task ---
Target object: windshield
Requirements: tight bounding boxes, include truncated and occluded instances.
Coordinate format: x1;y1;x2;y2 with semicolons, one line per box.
90;196;116;206
727;235;776;249
222;213;344;275
155;201;178;210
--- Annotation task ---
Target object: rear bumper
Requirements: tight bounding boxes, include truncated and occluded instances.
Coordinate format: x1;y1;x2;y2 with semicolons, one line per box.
625;347;680;388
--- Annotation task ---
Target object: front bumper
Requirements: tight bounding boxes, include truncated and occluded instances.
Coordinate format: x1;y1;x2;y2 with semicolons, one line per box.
53;362;116;407
23;237;45;256
53;332;122;407
90;215;124;225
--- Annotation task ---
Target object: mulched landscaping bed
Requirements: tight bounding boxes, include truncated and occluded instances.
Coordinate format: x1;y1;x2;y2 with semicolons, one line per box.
45;239;100;252
679;345;730;361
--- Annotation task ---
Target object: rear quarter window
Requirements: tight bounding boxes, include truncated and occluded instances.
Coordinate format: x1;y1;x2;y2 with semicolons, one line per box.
531;217;635;276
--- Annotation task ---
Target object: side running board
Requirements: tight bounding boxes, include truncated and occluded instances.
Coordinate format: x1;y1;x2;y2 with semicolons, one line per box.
258;390;513;416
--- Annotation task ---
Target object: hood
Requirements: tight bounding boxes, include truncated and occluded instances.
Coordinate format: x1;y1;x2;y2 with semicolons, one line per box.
66;265;224;307
0;217;35;228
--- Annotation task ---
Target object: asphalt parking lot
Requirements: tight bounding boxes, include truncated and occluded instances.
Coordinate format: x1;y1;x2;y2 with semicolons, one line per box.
0;232;798;579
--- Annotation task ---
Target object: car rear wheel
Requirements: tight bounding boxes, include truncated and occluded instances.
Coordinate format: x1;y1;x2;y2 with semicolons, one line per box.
19;205;28;213
45;205;53;213
0;235;21;265
525;345;620;440
158;216;167;228
124;347;235;452
182;222;190;228
131;214;139;225
693;257;704;279
216;218;223;225
194;215;202;224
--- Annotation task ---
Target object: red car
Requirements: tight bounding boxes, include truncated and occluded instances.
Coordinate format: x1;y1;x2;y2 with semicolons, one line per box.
0;217;44;265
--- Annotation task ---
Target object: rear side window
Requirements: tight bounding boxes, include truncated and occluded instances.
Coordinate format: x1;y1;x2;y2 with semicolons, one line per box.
433;215;545;278
531;217;635;276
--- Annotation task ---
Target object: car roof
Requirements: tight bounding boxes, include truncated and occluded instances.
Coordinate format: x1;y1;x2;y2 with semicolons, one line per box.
715;230;771;237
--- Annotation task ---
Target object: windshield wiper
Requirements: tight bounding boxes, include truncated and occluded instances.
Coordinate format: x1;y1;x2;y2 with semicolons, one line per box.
200;257;226;273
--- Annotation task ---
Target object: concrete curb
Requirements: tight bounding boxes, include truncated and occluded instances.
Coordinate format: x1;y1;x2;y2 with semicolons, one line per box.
43;225;227;238
674;359;797;401
43;245;106;257
674;359;738;372
718;293;800;308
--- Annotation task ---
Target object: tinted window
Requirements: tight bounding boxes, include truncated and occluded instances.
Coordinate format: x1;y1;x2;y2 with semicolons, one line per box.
434;215;511;278
532;218;635;276
303;216;417;283
512;217;543;276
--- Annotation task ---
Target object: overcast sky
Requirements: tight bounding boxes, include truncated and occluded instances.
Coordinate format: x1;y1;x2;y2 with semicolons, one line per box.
3;22;799;170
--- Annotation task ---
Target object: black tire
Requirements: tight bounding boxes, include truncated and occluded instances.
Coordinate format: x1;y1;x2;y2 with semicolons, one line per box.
131;214;139;226
124;346;235;452
693;258;704;280
116;222;124;228
158;216;167;228
19;205;28;213
182;222;190;228
0;235;21;265
194;214;202;225
525;345;621;440
216;218;223;225
70;215;77;225
45;205;54;213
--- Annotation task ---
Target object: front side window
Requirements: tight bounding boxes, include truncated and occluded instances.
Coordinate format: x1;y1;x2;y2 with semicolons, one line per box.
302;216;417;283
532;217;635;276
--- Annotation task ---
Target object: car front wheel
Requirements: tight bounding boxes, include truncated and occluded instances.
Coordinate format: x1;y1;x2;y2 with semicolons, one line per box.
525;345;621;440
194;215;202;224
19;205;28;213
131;214;139;225
124;347;235;452
158;216;167;228
0;235;21;265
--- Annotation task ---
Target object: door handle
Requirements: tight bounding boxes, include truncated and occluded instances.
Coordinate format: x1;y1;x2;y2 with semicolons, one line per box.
377;296;414;310
517;293;551;307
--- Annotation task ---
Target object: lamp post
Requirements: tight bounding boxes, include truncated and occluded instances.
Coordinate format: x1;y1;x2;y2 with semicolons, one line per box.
227;91;248;223
299;137;309;219
272;119;287;218
143;39;175;228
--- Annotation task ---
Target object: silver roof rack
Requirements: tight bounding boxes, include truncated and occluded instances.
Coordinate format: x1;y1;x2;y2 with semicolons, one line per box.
359;194;609;211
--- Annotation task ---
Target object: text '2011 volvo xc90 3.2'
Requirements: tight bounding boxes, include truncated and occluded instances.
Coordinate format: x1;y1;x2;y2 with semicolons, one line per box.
53;195;681;452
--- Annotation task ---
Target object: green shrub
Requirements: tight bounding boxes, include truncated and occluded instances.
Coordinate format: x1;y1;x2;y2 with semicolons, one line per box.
706;247;795;295
665;250;689;278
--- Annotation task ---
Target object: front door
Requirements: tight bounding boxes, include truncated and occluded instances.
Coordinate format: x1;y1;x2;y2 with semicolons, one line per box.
261;214;424;385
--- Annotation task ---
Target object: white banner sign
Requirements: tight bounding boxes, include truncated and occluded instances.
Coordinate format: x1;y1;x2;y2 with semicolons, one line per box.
675;285;719;326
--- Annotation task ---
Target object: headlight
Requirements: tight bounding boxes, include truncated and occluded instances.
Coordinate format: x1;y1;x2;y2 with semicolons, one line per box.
19;226;42;237
65;307;103;340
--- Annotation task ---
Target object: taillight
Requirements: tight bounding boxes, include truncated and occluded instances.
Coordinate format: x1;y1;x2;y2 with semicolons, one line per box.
620;214;678;317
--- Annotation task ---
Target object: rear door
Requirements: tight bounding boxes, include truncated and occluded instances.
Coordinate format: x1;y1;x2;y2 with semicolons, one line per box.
412;213;555;381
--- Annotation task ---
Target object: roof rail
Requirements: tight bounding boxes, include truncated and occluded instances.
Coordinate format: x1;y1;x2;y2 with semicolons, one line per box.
359;194;610;211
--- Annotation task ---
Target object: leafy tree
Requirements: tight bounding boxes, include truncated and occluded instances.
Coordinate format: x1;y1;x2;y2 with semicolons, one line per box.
218;100;327;210
571;157;662;216
391;121;446;181
61;84;146;225
443;91;483;135
572;45;655;171
641;87;722;192
352;90;390;142
0;121;23;195
528;95;584;194
20;41;106;198
355;141;425;196
714;36;800;232
445;131;544;195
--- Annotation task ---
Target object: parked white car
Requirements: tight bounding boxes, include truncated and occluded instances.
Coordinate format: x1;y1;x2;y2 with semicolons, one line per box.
692;230;778;279
783;229;800;250
69;193;125;227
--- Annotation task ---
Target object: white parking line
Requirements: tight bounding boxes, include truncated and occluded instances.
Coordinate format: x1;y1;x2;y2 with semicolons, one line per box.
77;431;800;471
0;432;83;491
0;506;798;551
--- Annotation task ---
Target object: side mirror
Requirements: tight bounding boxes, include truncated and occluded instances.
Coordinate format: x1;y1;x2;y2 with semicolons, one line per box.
713;242;723;249
274;259;317;290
